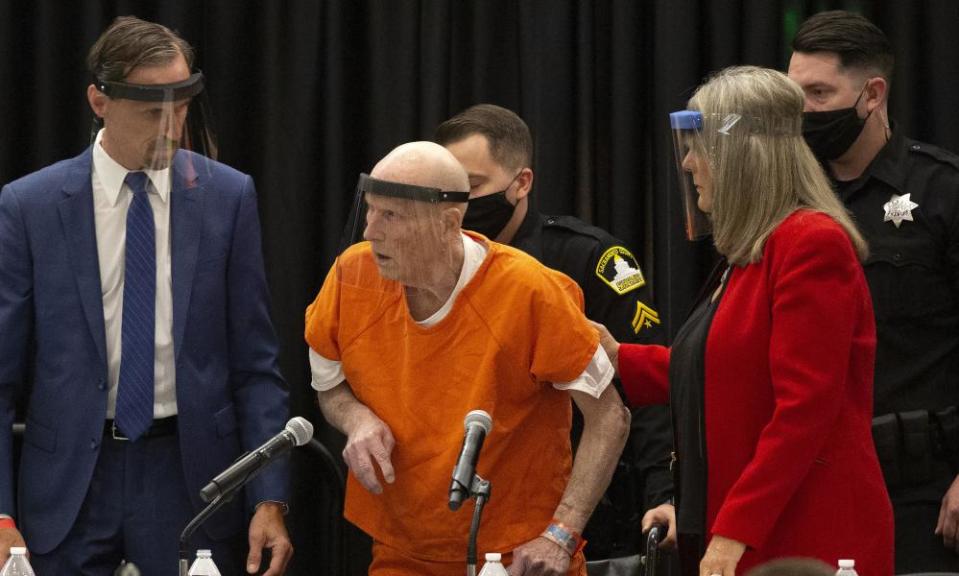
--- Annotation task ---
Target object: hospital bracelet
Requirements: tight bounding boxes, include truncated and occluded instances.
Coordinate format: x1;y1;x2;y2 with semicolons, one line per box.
541;520;586;556
0;514;15;530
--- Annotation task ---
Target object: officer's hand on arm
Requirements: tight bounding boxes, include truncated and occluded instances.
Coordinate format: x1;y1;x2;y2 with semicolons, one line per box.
316;383;395;494
0;526;27;567
247;502;292;575
589;320;619;373
935;473;959;552
642;503;677;550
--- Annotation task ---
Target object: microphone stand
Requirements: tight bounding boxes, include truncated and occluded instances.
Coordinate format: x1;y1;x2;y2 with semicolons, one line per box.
178;485;242;576
464;474;491;576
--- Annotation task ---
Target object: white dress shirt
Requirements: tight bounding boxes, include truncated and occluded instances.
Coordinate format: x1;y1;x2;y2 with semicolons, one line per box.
92;129;177;419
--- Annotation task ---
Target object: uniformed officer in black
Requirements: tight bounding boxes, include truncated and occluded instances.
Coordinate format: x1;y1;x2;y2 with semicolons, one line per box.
436;104;674;560
790;11;959;573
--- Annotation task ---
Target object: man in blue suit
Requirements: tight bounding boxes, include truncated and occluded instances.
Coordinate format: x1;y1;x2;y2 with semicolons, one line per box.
0;16;292;575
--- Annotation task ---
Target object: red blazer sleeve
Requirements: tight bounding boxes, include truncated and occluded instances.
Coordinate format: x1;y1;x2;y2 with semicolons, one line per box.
618;343;671;406
711;216;872;548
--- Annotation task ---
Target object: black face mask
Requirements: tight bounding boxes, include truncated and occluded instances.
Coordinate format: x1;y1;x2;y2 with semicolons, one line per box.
802;85;871;161
462;191;516;239
462;173;522;239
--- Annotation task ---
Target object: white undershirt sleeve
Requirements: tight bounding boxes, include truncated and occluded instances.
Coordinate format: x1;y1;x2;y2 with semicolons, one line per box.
309;348;345;391
551;344;614;399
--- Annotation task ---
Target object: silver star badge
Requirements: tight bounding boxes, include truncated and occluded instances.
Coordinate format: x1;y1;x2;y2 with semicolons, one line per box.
883;193;919;228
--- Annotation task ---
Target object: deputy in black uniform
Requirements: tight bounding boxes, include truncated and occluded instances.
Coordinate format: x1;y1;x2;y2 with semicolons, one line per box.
790;11;959;572
436;104;674;560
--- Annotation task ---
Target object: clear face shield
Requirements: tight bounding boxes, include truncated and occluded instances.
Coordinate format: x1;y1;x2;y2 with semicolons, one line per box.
670;110;797;240
337;173;470;297
670;110;712;240
91;71;218;169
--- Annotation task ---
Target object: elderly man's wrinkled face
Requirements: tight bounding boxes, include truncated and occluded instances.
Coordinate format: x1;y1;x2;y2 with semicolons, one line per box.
363;193;444;285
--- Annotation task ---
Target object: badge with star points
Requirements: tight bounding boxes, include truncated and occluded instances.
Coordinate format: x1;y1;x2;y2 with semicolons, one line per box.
883;193;918;228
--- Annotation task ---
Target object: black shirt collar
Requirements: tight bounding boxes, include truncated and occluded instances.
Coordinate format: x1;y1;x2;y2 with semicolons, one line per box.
510;206;543;247
833;123;907;200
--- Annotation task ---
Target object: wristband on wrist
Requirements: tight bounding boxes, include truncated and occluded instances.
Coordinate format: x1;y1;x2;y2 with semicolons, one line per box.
540;519;585;556
0;514;15;530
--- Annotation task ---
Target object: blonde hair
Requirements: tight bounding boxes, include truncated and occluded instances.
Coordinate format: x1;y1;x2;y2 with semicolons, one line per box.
688;66;867;265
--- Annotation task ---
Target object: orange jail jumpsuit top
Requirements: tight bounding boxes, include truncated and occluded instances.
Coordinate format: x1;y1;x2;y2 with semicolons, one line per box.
305;235;599;573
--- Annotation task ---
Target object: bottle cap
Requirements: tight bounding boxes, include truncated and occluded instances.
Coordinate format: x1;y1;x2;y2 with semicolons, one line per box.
838;559;855;568
9;547;26;555
197;549;213;557
484;552;502;562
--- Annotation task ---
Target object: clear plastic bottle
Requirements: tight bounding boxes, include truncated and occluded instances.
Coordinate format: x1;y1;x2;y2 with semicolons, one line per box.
188;549;222;576
0;547;36;576
478;552;509;576
835;559;859;576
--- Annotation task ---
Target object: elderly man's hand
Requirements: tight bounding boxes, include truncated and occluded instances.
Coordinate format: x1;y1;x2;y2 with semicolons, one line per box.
342;410;396;494
507;536;570;576
0;527;27;567
246;502;293;575
936;473;959;552
642;503;677;550
699;534;746;576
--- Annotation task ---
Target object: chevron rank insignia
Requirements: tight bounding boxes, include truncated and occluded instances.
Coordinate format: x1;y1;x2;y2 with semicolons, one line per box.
595;246;645;295
632;301;661;334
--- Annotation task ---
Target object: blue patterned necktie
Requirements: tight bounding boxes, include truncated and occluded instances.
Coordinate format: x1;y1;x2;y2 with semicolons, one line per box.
115;171;156;441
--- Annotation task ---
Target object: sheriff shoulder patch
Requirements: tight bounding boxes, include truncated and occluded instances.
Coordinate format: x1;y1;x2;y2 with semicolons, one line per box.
595;246;645;295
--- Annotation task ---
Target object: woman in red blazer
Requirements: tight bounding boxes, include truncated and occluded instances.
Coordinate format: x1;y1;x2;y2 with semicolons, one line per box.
598;67;893;576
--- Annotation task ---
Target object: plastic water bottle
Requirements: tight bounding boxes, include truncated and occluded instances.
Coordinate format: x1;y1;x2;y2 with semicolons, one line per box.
0;547;36;576
188;549;222;576
478;552;509;576
835;559;859;576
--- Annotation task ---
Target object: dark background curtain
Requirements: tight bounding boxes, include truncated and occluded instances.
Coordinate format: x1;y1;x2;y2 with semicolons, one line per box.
2;1;957;574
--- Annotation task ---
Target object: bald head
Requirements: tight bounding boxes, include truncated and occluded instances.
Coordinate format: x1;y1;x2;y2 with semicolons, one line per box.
371;141;469;194
362;142;469;294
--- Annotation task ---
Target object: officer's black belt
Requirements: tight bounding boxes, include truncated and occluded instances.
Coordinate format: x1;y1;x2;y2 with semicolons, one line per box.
872;407;959;489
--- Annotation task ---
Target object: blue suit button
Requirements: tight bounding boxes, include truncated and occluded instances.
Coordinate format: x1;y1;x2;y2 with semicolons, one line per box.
97;379;106;390
90;439;99;450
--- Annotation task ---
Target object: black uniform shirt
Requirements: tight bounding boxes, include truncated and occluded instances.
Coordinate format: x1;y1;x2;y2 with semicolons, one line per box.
835;129;959;416
510;208;674;557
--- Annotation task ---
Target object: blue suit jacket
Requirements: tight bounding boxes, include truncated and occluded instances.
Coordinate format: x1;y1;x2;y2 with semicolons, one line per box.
0;147;289;553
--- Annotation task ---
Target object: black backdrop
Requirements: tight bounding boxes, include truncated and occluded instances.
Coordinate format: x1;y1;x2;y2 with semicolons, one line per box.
3;1;958;574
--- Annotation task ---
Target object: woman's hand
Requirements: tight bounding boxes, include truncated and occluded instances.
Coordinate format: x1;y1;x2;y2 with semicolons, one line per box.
700;534;746;576
589;320;619;373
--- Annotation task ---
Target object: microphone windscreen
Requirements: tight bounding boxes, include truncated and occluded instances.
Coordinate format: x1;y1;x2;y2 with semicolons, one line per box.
464;410;492;434
286;416;314;446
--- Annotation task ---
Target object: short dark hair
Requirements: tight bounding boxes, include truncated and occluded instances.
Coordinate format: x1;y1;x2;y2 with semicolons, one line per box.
434;104;533;171
87;16;195;82
792;10;894;81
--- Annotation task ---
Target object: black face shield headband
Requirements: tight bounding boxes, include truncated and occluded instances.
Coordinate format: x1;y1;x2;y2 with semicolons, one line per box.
337;174;470;253
94;71;205;102
357;173;470;204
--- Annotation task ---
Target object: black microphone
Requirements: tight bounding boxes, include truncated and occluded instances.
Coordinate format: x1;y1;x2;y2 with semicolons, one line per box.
200;416;313;503
449;410;492;511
